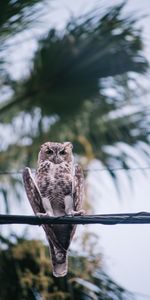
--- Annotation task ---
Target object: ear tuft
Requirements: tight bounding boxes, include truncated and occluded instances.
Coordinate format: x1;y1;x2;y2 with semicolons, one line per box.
40;142;48;150
64;142;73;149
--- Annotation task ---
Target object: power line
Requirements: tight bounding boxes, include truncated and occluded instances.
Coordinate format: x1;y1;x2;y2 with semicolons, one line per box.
0;212;150;225
84;166;150;173
0;169;35;175
0;166;150;175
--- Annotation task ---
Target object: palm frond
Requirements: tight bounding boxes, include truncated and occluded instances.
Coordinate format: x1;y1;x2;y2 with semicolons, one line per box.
0;3;148;118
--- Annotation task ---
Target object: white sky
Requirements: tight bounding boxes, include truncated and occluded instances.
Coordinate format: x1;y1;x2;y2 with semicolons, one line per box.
1;1;150;299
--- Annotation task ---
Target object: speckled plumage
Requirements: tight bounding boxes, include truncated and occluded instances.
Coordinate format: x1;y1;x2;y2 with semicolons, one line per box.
23;141;84;277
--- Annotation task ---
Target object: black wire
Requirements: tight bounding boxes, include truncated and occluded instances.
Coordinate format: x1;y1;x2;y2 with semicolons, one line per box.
109;211;147;225
84;166;150;173
0;166;150;175
0;212;150;225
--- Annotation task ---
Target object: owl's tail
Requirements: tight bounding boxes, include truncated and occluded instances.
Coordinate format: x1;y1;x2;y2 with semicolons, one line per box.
49;242;68;277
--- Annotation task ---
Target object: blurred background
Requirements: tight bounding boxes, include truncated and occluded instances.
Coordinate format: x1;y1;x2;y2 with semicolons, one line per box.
0;0;150;299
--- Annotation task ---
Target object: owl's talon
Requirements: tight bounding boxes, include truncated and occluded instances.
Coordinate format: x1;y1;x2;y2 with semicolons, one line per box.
74;209;85;216
67;209;85;216
36;212;46;217
36;212;53;217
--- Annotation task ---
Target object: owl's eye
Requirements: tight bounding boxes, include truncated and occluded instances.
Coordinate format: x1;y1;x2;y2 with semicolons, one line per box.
46;149;53;155
59;149;66;155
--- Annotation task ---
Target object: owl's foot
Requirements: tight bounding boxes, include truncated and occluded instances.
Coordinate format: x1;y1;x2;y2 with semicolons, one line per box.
36;212;54;217
67;209;85;216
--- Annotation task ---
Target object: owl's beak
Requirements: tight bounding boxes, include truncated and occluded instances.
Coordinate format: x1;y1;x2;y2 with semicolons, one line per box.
53;155;58;164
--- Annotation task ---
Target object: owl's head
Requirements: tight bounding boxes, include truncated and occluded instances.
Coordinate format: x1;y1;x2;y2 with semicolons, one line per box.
38;142;73;164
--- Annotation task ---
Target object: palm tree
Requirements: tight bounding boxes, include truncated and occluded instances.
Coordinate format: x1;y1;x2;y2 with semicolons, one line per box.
0;3;149;187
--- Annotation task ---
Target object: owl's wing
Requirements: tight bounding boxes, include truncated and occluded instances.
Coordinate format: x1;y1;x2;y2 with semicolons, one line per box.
73;164;84;211
69;164;84;241
22;167;65;251
22;167;44;214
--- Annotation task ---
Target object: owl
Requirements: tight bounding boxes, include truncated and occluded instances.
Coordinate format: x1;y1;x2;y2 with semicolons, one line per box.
23;141;84;277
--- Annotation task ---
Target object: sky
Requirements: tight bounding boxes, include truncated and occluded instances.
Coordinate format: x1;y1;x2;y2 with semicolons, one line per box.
1;0;150;299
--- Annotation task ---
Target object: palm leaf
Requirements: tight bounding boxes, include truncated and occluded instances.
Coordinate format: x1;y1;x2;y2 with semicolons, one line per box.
0;3;148;117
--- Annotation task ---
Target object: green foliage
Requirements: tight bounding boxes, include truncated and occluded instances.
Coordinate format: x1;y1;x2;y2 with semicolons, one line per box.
0;236;133;300
0;2;149;205
0;3;149;161
0;3;148;116
0;0;47;80
0;0;43;37
22;4;147;117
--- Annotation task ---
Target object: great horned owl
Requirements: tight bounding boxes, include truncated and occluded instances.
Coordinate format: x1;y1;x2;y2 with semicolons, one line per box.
23;141;84;277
